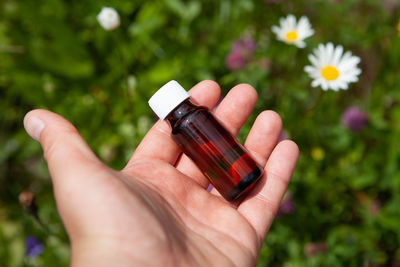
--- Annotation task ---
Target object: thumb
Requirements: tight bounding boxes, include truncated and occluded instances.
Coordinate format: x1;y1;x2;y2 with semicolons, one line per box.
23;109;103;191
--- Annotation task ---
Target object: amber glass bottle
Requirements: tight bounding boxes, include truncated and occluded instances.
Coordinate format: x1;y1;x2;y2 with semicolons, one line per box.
148;81;263;201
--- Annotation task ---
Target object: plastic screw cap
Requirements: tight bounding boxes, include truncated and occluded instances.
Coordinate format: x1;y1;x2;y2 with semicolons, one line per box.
148;80;190;120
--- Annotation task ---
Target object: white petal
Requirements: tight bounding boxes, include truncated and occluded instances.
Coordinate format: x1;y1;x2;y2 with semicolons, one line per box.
330;81;340;91
296;41;306;48
321;81;329;90
311;79;321;87
271;26;280;34
337;80;347;90
280;17;288;28
304;65;316;73
299;29;314;39
340;82;349;90
339;57;361;72
305;68;321;79
308;54;321;68
304;65;312;72
331;45;343;66
318;44;329;66
281;23;289;33
287;14;297;29
326;43;335;63
318;43;326;54
338;51;352;66
297;16;310;31
297;17;314;39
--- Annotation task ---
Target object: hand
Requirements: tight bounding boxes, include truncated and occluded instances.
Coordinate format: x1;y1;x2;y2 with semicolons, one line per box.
23;81;299;267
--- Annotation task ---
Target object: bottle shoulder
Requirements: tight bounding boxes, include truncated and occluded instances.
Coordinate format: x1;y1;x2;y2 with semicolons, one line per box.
171;106;210;131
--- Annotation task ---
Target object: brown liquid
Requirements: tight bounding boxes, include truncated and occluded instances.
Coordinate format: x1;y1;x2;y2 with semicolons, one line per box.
166;99;263;201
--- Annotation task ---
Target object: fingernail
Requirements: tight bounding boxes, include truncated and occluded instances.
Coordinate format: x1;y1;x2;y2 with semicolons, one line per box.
24;115;45;142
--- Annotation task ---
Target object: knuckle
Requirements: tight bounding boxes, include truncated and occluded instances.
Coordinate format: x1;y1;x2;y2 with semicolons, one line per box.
268;169;291;187
254;193;279;214
41;125;80;161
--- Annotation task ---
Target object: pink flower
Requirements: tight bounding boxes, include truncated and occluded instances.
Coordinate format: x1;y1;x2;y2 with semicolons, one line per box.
231;37;256;59
226;37;256;71
226;51;247;71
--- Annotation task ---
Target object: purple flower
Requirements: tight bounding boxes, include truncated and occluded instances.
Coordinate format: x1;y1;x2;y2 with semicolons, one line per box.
341;107;368;132
277;191;295;216
277;130;289;143
25;236;44;257
231;37;256;59
226;37;256;71
226;51;247;71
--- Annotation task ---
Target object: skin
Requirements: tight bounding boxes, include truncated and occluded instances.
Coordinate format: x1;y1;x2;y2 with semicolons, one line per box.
24;81;299;267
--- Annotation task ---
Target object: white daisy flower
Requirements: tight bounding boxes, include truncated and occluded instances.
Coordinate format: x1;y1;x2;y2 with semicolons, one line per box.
304;43;362;91
271;14;314;48
97;7;120;31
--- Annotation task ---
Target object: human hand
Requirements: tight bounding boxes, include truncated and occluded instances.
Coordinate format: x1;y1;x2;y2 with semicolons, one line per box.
23;81;299;267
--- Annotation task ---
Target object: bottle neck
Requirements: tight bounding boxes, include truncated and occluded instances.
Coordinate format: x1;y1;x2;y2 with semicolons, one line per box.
166;99;198;128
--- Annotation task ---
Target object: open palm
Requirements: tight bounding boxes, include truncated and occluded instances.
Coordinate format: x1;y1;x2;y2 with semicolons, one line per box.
24;80;299;266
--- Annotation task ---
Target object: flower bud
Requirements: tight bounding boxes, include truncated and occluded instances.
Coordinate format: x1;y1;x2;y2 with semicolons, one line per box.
97;7;120;31
19;190;38;217
19;191;35;209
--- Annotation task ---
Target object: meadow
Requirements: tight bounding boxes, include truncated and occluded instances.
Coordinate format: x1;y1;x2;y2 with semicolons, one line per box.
1;0;400;266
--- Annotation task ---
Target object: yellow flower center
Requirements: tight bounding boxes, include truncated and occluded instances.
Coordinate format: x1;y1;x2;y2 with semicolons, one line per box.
285;31;298;42
397;19;400;34
321;65;339;81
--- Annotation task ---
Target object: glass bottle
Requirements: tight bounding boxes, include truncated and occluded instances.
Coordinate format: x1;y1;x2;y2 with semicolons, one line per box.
148;81;263;201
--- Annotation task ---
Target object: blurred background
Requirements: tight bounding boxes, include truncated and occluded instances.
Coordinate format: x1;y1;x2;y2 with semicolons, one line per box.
1;0;400;266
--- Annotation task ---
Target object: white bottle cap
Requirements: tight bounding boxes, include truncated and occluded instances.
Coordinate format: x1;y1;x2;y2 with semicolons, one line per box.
148;80;191;120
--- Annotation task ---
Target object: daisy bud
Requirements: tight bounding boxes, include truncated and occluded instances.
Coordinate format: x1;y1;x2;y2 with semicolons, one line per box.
97;7;120;31
341;107;368;132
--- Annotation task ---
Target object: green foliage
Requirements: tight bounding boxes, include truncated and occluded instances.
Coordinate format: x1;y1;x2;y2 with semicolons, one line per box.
1;0;400;265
